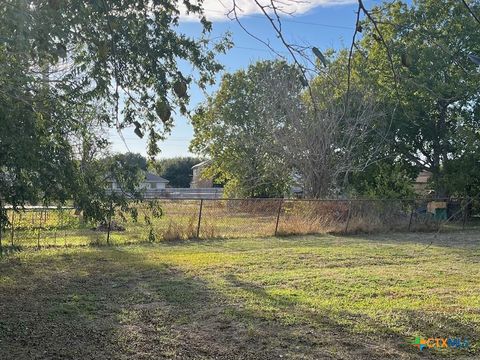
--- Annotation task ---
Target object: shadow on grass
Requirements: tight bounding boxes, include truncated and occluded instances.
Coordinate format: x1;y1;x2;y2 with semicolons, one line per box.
223;274;478;359
0;248;476;359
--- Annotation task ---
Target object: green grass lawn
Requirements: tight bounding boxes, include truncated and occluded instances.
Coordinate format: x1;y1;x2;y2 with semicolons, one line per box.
0;232;479;359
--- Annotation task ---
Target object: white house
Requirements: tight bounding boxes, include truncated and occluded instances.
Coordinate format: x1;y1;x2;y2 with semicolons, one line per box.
142;172;169;191
108;172;169;196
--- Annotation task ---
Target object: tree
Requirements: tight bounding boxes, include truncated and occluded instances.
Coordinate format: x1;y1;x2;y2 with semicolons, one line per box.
352;0;480;197
155;157;202;188
0;0;229;212
71;147;167;246
192;58;387;198
348;161;416;199
191;61;293;198
231;0;480;198
192;61;384;198
260;61;387;198
441;117;480;196
107;153;148;172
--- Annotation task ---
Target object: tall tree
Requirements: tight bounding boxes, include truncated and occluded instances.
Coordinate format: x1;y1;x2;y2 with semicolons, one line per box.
261;59;387;198
191;59;386;198
190;61;293;198
0;0;229;211
352;0;480;196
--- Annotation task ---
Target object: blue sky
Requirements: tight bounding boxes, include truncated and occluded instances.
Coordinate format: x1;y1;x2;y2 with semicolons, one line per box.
109;0;380;158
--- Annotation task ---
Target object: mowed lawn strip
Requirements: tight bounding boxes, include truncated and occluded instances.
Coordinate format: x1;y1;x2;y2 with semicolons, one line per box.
0;232;478;359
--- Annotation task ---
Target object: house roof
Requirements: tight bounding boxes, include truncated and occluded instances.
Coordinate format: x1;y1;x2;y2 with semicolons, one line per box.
192;160;211;169
145;172;169;183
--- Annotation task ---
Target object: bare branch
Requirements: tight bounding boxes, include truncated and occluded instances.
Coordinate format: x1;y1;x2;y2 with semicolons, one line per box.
358;0;398;89
461;0;480;26
347;2;362;96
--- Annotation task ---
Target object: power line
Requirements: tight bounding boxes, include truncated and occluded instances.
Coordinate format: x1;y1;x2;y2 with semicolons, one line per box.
202;7;353;30
120;137;192;141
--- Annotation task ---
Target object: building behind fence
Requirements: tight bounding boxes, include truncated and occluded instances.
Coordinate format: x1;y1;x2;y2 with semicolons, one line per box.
0;198;477;250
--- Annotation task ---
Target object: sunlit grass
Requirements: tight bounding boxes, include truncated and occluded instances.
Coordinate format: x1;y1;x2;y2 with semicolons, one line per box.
0;232;478;358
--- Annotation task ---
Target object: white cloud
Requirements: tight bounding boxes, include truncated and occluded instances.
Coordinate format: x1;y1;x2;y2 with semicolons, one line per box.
180;0;355;22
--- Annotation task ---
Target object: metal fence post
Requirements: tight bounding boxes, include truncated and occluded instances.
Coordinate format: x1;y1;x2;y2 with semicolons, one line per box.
106;201;113;245
60;209;66;247
10;210;14;246
274;198;283;236
37;210;42;249
462;197;469;230
196;199;204;238
344;200;352;234
408;200;415;231
19;212;23;246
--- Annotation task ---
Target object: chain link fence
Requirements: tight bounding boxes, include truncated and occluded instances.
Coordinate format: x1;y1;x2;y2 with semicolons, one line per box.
0;197;478;251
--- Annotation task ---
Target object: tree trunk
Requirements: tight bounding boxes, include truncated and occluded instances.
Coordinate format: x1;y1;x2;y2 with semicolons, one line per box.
432;101;448;198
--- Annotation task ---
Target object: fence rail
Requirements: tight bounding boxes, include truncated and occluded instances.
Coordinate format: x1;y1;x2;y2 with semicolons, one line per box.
0;197;478;251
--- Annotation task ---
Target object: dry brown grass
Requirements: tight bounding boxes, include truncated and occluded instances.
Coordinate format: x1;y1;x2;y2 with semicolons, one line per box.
199;220;216;239
278;215;343;235
158;216;197;241
6;199;474;247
